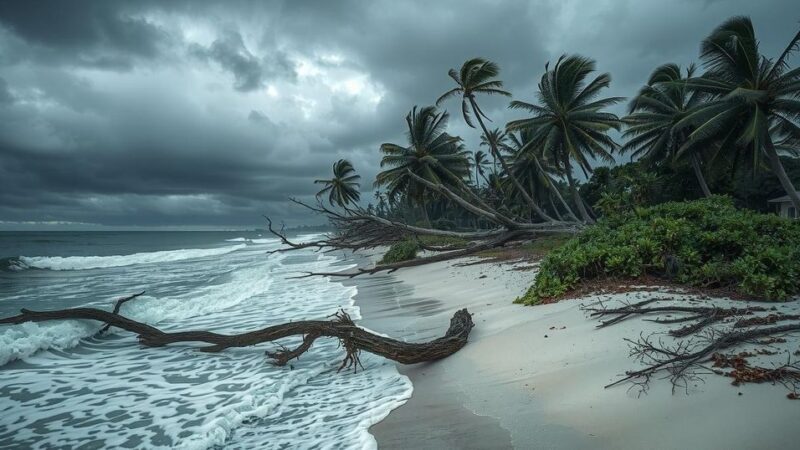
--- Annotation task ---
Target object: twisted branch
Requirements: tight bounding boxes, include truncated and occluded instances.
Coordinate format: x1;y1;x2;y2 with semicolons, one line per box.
1;296;475;370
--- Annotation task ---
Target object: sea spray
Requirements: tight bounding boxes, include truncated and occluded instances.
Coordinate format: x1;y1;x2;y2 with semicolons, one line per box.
0;235;412;449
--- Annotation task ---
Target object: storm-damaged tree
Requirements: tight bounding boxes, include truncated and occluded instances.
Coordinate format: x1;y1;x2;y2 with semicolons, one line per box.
374;106;471;227
437;58;556;222
505;130;579;221
469;150;492;187
507;54;623;223
679;16;800;211
622;63;714;197
315;159;362;207
480;127;510;173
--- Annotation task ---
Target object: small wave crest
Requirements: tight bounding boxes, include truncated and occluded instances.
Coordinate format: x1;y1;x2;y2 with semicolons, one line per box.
0;256;29;272
225;237;278;244
14;244;247;271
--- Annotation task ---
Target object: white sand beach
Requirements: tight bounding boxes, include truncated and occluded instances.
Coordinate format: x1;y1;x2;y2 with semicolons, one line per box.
357;256;800;449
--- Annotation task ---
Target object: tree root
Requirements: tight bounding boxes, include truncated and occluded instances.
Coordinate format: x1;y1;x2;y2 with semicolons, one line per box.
582;298;768;337
583;297;800;397
0;297;475;371
605;322;800;393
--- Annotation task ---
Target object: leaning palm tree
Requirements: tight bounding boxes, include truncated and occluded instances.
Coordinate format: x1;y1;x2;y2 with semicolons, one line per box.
507;55;623;223
679;16;800;210
480;127;510;172
375;106;471;226
314;159;361;207
507;131;579;221
622;63;713;197
470;150;491;186
437;58;554;222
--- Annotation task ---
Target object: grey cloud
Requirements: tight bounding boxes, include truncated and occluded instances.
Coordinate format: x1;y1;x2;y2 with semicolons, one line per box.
0;0;168;70
0;78;12;104
190;29;294;92
0;0;798;227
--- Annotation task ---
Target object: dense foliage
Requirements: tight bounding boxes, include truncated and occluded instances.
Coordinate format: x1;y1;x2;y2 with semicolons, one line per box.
379;240;420;264
379;236;469;264
518;197;800;304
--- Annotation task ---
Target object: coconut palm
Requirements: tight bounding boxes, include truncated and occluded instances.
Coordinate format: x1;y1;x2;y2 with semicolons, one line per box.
470;150;491;186
375;106;471;226
678;16;800;210
314;159;361;207
480;127;510;172
507;54;623;222
436;58;554;221
622;63;713;197
507;131;579;221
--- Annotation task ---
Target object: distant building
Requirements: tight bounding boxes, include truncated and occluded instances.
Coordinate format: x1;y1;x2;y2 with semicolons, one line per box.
768;195;799;219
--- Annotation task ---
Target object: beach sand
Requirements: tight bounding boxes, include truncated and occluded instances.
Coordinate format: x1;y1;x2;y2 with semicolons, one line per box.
356;256;800;449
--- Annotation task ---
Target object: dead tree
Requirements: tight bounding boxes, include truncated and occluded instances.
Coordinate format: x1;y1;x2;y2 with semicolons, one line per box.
0;296;475;372
264;169;583;278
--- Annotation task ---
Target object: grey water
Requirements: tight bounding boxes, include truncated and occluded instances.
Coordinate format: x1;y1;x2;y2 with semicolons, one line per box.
0;231;411;449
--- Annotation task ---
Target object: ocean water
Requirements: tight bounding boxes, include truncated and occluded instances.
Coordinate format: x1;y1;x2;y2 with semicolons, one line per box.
0;231;411;449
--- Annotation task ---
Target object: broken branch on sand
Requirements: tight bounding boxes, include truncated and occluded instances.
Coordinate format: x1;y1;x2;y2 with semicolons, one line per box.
0;295;475;372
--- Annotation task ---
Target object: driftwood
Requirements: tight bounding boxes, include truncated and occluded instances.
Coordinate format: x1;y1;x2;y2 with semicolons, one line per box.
0;296;474;372
583;298;769;337
261;164;584;280
584;298;800;397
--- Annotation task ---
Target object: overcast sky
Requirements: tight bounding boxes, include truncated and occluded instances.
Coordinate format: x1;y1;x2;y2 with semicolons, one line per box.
0;0;798;229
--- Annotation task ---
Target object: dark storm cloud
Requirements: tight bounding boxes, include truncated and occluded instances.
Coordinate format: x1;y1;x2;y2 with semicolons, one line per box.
0;0;167;69
189;29;295;92
0;0;798;228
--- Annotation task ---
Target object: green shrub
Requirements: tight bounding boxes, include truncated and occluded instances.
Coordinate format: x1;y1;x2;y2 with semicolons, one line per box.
517;196;800;304
379;235;468;264
379;240;420;264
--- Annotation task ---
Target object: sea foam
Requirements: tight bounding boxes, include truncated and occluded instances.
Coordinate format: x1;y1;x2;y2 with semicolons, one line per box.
0;240;412;449
16;244;247;271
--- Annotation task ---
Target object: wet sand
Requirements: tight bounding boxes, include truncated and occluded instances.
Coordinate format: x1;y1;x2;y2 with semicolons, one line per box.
354;255;800;449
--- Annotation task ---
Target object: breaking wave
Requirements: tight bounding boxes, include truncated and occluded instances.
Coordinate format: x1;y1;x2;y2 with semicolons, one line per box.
10;244;247;271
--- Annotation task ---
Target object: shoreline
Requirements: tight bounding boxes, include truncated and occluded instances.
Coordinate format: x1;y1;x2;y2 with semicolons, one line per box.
354;254;800;449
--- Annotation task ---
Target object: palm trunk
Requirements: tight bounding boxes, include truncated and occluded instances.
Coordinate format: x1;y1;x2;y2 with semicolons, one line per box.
532;154;579;221
564;159;594;224
420;204;432;227
765;137;800;212
690;153;712;198
548;194;564;221
468;96;554;223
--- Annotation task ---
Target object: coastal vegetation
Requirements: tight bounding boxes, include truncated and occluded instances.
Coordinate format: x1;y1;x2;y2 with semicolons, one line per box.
519;197;800;304
294;15;800;303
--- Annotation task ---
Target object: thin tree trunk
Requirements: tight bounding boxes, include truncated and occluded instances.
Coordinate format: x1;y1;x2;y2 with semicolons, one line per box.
468;96;554;222
532;154;579;221
420;204;432;227
765;137;800;212
564;159;594;224
548;194;564;221
690;153;712;198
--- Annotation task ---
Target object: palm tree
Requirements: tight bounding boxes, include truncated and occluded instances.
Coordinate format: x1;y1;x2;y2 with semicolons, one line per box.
374;190;387;216
622;63;713;197
507;55;623;223
507;131;579;221
676;16;800;211
375;106;471;226
314;159;361;207
470;150;491;186
436;58;554;222
480;127;509;172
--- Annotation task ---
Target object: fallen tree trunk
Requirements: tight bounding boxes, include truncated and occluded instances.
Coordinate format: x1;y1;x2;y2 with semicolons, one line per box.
0;300;474;372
